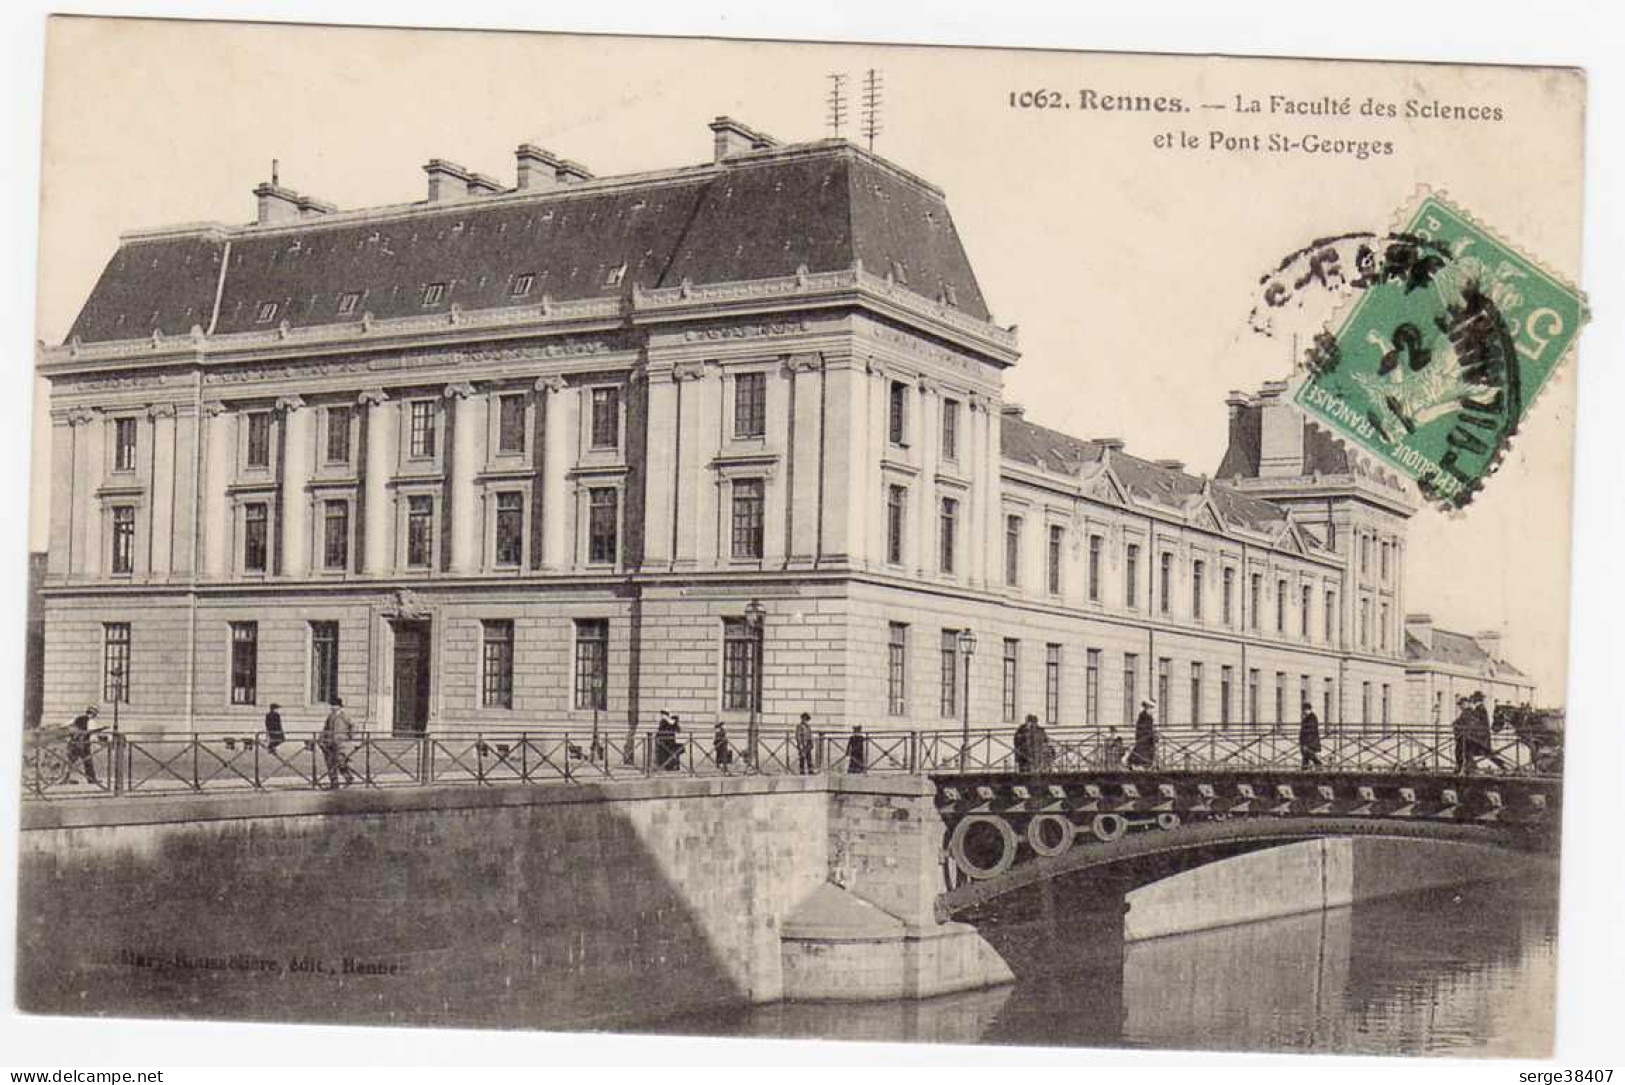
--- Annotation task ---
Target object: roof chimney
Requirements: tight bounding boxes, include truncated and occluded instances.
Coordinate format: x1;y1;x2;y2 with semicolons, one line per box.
296;194;336;218
466;172;504;197
1474;629;1504;661
1153;458;1186;472
709;116;779;162
1405;613;1434;651
555;158;593;184
253;182;303;225
1096;437;1126;452
424;159;473;203
1000;404;1025;420
515;144;565;190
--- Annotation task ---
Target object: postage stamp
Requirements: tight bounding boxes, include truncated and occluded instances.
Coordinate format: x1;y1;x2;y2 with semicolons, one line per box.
1292;193;1588;508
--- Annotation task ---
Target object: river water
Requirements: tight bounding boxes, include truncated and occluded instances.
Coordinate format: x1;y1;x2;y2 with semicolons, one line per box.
661;875;1558;1057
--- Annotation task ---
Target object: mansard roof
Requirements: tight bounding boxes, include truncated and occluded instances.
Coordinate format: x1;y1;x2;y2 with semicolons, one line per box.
1000;414;1299;538
1405;629;1528;678
65;142;992;344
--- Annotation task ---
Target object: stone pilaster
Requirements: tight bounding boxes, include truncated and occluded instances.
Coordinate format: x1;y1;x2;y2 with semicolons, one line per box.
444;382;479;573
915;379;937;577
786;354;823;565
81;411;106;578
200;401;231;580
358;389;393;575
147;403;178;578
536;375;570;571
277;395;311;577
640;369;677;568
671;362;709;568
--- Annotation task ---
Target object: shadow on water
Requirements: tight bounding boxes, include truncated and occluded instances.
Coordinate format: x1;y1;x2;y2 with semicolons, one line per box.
659;874;1559;1056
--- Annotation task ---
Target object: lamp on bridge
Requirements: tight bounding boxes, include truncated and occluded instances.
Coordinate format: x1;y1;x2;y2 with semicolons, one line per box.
957;628;976;770
744;598;766;768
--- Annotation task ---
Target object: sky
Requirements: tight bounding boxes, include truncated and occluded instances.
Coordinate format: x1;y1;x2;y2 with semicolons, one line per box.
27;17;1586;701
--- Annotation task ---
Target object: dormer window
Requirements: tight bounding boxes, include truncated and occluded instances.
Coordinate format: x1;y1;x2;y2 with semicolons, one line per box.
509;273;534;298
254;301;279;324
421;282;447;307
337;291;361;315
604;263;627;287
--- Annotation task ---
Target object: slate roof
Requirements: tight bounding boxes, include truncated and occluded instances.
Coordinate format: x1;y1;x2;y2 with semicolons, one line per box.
1405;629;1528;677
1216;401;1352;479
1000;414;1295;537
66;144;991;344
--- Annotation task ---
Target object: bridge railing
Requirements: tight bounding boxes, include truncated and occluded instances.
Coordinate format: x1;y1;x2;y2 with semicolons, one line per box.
19;722;1553;799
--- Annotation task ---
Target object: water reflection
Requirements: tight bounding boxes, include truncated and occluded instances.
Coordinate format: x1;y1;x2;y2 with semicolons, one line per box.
657;876;1557;1057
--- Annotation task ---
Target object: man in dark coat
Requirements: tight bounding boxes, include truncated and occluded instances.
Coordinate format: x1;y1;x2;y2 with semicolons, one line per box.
1298;702;1323;769
1452;696;1475;774
846;725;867;774
1013;714;1036;772
263;703;285;753
713;721;733;774
1466;692;1509;772
794;712;816;774
66;705;104;785
319;696;356;789
1128;700;1157;769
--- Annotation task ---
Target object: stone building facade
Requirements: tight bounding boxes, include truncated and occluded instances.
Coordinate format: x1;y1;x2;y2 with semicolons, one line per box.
38;116;1485;736
1402;615;1539;725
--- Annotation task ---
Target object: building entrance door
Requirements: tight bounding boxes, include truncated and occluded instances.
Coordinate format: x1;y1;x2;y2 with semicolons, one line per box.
392;620;431;735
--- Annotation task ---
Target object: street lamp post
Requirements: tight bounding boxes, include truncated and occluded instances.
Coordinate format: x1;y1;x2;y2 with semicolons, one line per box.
957;628;976;770
744;598;766;769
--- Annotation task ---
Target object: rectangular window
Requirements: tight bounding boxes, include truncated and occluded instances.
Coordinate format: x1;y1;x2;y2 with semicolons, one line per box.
1156;657;1171;719
888;380;907;445
587;488;619;564
1301;675;1311;715
1301;585;1312;638
888;623;908;716
326;405;352;464
1361;680;1372;726
1046;644;1061;725
408;401;437;458
1005;515;1022;587
1002;638;1019;723
1159;553;1172;615
1381;683;1392;727
494;492;524;566
734;372;766;438
114;417;138;472
1223;567;1235;626
941;398;960;461
939;497;958;574
1359;597;1371;647
1277;578;1288;632
731;479;765;559
1087;535;1102;602
103;623;130;704
1192;560;1205;621
1361;535;1371;575
574;619;608;712
229;622;258;706
406;495;434;568
243;502;269;573
1380;603;1390;650
886;485;907;565
497;394;527;454
246;412;272;469
1047;525;1064;595
1125;544;1140;608
1248;668;1261;726
1324;677;1335;724
255;301;278;324
337;290;361;315
590;388;621;449
310;621;340;704
1381;540;1390;580
1085;649;1101;725
940;630;959;719
1190;662;1204;725
480;620;515;709
420;282;446;307
1275;672;1287;725
721;617;762;712
1325;590;1337;642
1122;653;1139;727
509;273;534;298
322;500;349;571
1250;573;1262;631
110;505;135;575
1220;665;1234;728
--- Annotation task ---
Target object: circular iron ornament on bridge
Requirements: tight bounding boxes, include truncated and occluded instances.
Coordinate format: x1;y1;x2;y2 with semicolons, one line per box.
1026;813;1076;857
1091;813;1129;844
948;814;1019;880
1156;812;1183;831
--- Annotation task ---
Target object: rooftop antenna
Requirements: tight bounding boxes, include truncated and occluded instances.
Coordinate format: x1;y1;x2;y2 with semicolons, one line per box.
826;73;849;138
860;68;884;151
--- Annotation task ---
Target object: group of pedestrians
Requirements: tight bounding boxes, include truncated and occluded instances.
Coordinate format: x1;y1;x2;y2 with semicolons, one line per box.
1452;691;1508;774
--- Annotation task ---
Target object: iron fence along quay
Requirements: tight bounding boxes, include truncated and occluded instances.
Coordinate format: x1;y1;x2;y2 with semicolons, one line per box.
20;721;1558;800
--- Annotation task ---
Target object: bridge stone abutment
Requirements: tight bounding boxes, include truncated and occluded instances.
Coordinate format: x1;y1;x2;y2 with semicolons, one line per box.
17;774;1010;1030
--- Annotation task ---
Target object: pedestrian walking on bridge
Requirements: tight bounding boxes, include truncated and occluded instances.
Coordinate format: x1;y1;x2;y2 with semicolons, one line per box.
319;696;356;789
1128;699;1158;769
846;725;867;774
1299;702;1323;769
795;712;816;774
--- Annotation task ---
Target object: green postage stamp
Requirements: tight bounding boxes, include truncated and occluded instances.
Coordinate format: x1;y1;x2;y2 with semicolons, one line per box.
1294;193;1588;508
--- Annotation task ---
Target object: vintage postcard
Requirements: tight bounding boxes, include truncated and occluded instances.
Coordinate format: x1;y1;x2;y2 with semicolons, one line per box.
14;16;1588;1060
